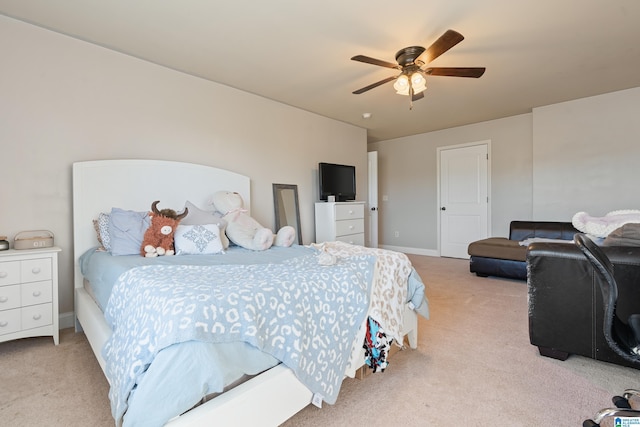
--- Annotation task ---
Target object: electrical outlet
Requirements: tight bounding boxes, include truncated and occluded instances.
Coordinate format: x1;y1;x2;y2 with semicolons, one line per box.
394;231;399;237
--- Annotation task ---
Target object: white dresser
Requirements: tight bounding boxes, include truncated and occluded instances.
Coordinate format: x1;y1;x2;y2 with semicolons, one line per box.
314;201;365;246
0;247;61;345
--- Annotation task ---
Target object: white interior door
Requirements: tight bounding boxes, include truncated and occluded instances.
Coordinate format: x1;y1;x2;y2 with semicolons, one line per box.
439;143;489;258
367;151;378;248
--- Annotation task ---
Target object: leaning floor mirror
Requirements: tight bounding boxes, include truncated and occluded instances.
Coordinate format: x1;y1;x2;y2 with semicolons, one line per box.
272;183;303;245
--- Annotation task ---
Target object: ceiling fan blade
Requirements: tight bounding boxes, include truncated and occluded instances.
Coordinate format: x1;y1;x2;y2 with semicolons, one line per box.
411;91;424;102
418;29;465;64
351;55;400;69
425;67;486;78
352;76;398;94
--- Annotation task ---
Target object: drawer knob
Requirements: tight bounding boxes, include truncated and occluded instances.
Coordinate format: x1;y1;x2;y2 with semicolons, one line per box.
0;321;7;327
31;267;41;274
349;210;354;214
0;271;7;278
33;291;41;297
349;225;354;229
0;296;7;303
33;314;41;321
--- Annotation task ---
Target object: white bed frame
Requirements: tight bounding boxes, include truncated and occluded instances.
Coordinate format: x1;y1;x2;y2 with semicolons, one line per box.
72;159;417;426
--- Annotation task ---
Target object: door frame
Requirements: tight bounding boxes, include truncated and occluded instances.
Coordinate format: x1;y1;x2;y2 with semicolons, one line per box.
367;151;378;248
437;140;492;256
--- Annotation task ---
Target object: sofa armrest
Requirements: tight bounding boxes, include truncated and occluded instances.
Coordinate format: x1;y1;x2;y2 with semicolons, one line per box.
527;241;640;367
510;221;578;241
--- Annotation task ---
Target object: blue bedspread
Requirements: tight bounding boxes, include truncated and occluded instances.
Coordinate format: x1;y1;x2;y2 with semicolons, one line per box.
81;245;429;319
81;245;317;310
103;253;376;425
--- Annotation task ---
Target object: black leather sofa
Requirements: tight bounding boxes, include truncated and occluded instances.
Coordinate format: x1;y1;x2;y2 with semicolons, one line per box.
467;221;578;280
527;241;640;369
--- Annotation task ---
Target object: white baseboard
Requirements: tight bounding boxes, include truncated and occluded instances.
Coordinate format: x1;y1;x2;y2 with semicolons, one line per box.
59;311;75;330
378;245;439;257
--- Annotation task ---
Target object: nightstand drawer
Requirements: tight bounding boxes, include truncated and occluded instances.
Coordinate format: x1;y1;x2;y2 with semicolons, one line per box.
335;219;364;236
335;204;364;220
21;258;52;283
21;281;52;306
0;261;20;286
0;285;21;311
336;233;365;246
0;308;21;335
21;303;52;330
315;202;366;246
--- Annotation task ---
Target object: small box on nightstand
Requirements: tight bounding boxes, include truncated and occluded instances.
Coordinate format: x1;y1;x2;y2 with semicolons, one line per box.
13;230;54;250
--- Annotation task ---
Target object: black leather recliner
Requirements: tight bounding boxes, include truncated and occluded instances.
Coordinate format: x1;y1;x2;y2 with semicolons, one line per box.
527;238;640;369
574;233;640;426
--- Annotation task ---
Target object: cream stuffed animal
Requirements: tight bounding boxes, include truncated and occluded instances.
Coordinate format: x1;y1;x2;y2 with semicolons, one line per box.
212;191;296;251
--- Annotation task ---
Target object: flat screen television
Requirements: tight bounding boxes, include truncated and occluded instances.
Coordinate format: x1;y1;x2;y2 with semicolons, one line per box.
318;162;356;202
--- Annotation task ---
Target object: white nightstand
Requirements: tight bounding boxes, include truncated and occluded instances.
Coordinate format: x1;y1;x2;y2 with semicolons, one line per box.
0;247;61;345
314;201;366;245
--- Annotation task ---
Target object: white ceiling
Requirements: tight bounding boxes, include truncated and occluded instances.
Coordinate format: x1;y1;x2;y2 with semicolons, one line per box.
2;1;640;143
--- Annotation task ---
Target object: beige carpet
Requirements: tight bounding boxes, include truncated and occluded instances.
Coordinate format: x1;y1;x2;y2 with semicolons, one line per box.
1;255;639;426
0;325;112;426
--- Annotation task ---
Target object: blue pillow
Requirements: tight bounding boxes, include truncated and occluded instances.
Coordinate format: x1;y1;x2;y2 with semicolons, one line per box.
108;208;151;256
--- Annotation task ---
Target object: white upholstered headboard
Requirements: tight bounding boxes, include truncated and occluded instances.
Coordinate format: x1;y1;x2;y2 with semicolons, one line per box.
72;159;250;291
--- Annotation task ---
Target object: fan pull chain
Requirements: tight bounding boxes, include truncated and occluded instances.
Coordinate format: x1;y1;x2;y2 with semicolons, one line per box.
409;86;414;110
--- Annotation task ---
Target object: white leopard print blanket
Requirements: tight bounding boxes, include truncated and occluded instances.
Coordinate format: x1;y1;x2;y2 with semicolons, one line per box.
310;241;411;343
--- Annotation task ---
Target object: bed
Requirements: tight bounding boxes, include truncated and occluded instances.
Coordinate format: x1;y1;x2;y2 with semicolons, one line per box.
72;159;428;427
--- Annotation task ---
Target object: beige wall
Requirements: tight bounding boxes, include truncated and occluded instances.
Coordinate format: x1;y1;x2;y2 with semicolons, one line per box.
370;87;640;254
370;113;533;253
0;16;367;321
532;87;640;219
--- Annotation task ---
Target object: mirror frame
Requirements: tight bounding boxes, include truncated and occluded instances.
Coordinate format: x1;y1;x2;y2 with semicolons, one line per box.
272;183;303;245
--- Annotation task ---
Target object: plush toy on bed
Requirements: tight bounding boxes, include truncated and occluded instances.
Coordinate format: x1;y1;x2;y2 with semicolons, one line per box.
141;201;189;257
212;191;295;251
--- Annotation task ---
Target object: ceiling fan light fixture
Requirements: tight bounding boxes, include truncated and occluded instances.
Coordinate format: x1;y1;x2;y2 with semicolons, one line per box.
411;72;424;86
394;72;426;96
393;74;410;95
410;72;427;94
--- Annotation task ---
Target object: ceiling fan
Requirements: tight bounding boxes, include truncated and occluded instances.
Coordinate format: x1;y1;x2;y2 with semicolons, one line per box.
351;29;485;108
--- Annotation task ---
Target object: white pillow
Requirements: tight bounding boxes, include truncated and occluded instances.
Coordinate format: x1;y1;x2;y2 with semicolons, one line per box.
181;200;229;249
174;224;224;255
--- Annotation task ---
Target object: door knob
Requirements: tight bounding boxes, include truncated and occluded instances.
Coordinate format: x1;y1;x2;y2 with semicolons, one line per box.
441;207;446;211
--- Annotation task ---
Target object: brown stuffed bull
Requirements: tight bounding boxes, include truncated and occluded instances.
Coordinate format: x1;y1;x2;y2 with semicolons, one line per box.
141;200;188;257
